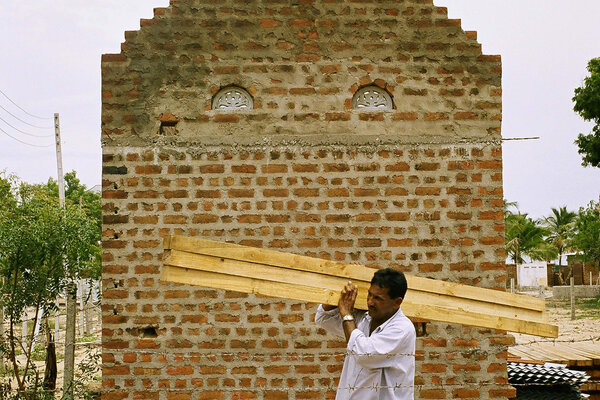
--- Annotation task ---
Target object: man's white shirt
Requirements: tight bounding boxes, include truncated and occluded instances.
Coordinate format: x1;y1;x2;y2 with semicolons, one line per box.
315;305;415;400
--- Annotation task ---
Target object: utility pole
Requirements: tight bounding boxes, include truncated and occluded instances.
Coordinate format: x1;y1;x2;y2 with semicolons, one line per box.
54;113;63;344
55;113;76;397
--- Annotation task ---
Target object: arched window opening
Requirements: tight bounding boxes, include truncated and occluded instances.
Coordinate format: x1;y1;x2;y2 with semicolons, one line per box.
212;86;253;110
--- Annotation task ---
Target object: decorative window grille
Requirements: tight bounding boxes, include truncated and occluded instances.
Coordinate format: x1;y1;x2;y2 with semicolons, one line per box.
212;87;253;110
352;85;393;110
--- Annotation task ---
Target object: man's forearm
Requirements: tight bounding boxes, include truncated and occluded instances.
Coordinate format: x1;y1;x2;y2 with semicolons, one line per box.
342;319;356;343
321;304;337;311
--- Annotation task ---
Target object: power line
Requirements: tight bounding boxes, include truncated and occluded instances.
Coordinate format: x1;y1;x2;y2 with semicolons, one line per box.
0;126;53;148
0;88;52;120
0;115;53;138
0;103;53;129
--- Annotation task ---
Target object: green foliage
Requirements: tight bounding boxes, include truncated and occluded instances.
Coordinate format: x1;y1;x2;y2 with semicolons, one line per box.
0;172;100;400
75;334;98;344
573;57;600;167
505;204;558;264
572;201;600;268
543;206;576;267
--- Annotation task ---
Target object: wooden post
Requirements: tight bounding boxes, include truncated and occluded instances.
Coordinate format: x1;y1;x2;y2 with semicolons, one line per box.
570;277;575;321
78;280;85;337
85;302;92;336
22;311;28;348
591;271;593;287
63;283;77;398
55;297;60;342
32;307;43;346
510;278;514;294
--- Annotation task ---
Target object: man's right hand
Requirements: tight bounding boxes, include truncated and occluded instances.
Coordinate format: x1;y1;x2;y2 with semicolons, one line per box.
338;281;358;317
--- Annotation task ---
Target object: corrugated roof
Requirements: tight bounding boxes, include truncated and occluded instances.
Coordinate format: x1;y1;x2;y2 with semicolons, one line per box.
508;362;590;385
513;385;587;400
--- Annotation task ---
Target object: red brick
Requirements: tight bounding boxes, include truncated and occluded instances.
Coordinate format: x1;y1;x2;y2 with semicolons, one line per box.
385;213;410;221
489;388;516;398
232;164;257;173
214;114;239;123
261;164;288;173
454;112;478;120
421;363;446;373
415;187;441;196
264;189;289;197
199;164;225;173
289;88;316;95
325;113;350;121
420;389;446;399
479;211;504;220
451;388;479;398
385;162;410;172
228;189;254;198
102;53;127;62
477;160;502;169
103;366;130;375
393;112;418;121
424;112;449;121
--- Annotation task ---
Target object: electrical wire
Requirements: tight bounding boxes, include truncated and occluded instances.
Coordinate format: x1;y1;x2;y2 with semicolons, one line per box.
0;88;52;120
0;126;53;148
0;104;53;129
0;115;53;138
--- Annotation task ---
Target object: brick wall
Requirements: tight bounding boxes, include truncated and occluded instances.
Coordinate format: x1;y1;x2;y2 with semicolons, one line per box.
101;1;510;399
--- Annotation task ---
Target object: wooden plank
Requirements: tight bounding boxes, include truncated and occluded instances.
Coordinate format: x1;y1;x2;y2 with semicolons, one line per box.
161;264;558;338
161;235;558;338
165;249;547;323
164;235;545;312
509;343;600;367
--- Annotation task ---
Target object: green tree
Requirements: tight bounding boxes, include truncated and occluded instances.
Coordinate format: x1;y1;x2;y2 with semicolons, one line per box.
572;201;600;270
43;171;101;280
0;174;100;399
573;57;600;167
505;206;558;265
543;206;576;272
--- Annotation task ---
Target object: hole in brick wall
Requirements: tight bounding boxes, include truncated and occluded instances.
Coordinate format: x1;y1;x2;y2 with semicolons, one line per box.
114;208;119;214
113;183;117;190
141;327;158;338
157;112;179;136
113;308;118;315
411;320;429;337
113;233;119;239
159;121;177;136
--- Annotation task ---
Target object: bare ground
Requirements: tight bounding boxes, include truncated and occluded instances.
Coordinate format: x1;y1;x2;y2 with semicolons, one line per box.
512;292;600;345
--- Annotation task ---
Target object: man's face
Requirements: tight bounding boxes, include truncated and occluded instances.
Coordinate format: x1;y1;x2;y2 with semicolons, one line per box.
367;284;403;323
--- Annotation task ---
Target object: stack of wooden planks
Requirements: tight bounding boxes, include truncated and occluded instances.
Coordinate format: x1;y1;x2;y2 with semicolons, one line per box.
160;235;558;338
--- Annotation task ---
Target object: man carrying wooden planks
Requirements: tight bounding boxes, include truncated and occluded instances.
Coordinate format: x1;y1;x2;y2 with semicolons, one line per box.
315;268;416;400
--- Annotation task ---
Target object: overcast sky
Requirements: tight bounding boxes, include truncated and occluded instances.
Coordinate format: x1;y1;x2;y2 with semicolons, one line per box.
0;1;598;218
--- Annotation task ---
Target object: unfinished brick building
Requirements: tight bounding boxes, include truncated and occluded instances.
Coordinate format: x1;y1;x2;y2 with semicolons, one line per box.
101;1;509;399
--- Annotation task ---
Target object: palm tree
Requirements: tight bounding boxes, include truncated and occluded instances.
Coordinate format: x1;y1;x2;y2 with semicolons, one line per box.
505;210;557;265
543;206;576;276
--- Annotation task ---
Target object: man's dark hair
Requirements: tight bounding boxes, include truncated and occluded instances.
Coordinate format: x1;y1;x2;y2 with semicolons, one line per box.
371;268;408;299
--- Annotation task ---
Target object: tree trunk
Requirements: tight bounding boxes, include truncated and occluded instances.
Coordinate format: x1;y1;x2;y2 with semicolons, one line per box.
43;319;57;396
